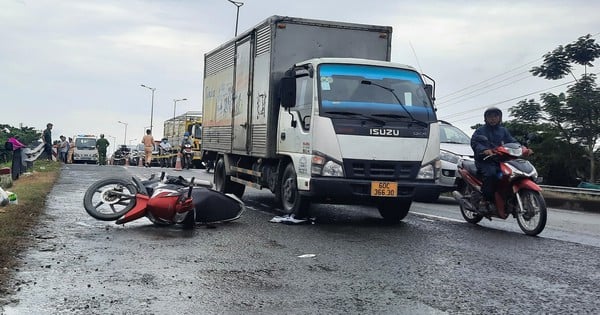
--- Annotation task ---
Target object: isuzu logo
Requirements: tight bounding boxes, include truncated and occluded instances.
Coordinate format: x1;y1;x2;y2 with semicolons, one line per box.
369;128;400;136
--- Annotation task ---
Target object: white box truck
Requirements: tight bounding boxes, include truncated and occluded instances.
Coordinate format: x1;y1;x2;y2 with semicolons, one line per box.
73;134;98;164
202;16;440;222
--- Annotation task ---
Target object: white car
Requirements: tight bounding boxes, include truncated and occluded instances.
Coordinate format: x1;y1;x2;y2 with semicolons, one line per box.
415;121;474;202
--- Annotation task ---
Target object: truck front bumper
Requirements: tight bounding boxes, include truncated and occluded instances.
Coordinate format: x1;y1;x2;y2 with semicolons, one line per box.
305;177;437;204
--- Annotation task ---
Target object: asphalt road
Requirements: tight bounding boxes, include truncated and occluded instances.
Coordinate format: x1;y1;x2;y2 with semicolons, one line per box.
1;164;599;314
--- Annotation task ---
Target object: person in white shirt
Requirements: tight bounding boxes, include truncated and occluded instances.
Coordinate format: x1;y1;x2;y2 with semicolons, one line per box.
158;138;172;168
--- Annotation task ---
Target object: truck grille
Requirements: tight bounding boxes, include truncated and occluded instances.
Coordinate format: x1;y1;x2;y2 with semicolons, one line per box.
343;159;420;180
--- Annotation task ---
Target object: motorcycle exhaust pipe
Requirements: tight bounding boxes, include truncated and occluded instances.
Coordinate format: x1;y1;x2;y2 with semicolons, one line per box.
452;191;476;212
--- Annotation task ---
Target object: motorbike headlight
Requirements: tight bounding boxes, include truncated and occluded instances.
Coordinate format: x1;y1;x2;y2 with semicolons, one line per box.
311;153;344;177
440;150;460;164
507;147;522;157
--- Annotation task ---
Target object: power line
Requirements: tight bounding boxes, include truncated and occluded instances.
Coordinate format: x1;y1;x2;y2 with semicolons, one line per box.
437;58;542;101
442;79;576;123
437;32;600;106
436;70;532;108
439;33;600;124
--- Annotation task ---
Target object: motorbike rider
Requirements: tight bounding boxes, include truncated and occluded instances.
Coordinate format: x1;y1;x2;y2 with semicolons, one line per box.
180;133;193;168
471;107;522;211
180;133;192;150
158;138;172;168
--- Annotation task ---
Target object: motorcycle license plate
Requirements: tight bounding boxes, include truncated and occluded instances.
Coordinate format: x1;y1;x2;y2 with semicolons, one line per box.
370;181;397;197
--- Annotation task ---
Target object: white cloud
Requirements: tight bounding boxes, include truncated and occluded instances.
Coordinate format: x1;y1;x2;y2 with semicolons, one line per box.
1;0;598;142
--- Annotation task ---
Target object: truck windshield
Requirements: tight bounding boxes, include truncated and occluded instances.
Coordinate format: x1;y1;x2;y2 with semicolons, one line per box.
318;64;434;120
76;138;97;149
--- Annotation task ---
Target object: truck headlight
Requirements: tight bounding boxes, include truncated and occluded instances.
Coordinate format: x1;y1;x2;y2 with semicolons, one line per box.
311;152;344;177
417;159;441;180
322;161;343;177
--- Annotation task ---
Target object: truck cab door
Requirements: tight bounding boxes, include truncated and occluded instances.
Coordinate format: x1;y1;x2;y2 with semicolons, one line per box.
232;39;252;154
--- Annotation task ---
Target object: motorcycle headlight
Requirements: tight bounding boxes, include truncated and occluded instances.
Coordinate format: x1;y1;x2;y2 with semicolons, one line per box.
440;150;460;164
506;146;523;157
311;153;344;177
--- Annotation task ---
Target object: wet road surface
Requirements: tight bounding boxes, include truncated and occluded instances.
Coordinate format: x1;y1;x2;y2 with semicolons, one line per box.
1;164;599;314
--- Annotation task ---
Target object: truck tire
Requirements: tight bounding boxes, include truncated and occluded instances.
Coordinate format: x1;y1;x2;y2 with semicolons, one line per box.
280;163;310;216
377;199;411;223
214;157;245;199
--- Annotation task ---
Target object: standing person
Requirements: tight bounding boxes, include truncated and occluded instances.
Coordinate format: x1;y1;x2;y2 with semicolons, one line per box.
59;135;68;163
471;107;523;211
95;134;110;165
158;138;172;168
7;135;26;180
180;132;193;169
141;129;155;168
67;137;75;164
42;123;54;161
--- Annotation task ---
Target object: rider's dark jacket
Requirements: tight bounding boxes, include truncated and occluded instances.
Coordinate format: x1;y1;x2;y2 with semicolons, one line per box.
471;123;517;176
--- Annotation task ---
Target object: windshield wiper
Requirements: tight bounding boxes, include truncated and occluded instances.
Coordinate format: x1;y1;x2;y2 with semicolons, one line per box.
360;80;431;127
371;113;429;127
325;111;386;125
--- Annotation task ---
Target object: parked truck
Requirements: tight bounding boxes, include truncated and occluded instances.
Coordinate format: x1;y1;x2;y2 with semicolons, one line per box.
72;134;98;164
202;16;440;222
163;111;203;168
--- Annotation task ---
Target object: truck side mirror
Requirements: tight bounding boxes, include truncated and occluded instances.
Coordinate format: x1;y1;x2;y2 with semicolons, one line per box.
280;77;296;108
424;84;435;102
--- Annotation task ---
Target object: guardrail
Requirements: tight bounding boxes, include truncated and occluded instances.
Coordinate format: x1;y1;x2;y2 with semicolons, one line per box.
540;185;600;197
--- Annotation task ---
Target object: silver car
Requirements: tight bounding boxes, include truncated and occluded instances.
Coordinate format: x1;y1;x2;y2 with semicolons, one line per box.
415;121;474;202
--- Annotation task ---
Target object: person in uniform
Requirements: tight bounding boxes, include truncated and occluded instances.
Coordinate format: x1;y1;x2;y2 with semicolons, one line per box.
95;134;110;165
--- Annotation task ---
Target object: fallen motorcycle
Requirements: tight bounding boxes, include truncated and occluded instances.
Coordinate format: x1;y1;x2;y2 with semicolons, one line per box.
83;172;244;228
453;141;547;236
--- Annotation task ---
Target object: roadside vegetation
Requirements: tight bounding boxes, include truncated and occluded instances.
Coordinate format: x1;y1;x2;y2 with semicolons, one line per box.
481;34;600;186
0;160;60;297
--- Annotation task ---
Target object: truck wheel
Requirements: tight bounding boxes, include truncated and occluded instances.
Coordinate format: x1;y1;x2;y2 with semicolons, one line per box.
280;163;310;216
214;157;245;199
377;200;411;223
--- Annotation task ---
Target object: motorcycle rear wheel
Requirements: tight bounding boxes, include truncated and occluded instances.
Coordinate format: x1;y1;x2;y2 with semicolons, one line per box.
83;178;138;221
459;184;483;224
516;189;547;236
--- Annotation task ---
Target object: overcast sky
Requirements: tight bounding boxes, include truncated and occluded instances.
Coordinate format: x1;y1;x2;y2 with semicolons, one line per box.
1;0;599;151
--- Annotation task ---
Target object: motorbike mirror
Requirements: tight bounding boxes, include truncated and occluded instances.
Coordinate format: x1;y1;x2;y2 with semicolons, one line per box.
160;172;165;181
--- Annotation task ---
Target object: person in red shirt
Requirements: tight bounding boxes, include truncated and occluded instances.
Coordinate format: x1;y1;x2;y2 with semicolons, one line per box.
7;135;26;180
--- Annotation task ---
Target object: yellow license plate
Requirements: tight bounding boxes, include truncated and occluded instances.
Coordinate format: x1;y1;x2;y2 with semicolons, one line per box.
370;181;398;197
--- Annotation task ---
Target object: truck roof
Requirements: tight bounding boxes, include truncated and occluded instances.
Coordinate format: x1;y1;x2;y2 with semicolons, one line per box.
164;111;202;122
205;15;392;57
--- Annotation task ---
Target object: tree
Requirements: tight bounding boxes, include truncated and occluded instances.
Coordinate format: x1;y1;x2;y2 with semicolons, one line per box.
529;34;600;182
0;124;42;163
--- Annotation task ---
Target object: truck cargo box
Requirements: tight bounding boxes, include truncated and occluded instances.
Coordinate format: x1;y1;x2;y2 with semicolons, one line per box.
202;15;392;158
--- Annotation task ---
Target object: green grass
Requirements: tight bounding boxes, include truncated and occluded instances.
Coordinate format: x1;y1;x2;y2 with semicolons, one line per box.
0;160;60;298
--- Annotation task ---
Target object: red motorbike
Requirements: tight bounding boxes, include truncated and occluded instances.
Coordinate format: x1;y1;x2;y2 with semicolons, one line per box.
182;143;194;170
83;172;244;228
452;141;547;236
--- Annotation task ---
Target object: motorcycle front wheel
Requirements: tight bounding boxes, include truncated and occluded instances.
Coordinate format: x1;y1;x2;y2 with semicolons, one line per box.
516;189;547;236
83;178;139;221
459;183;483;224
